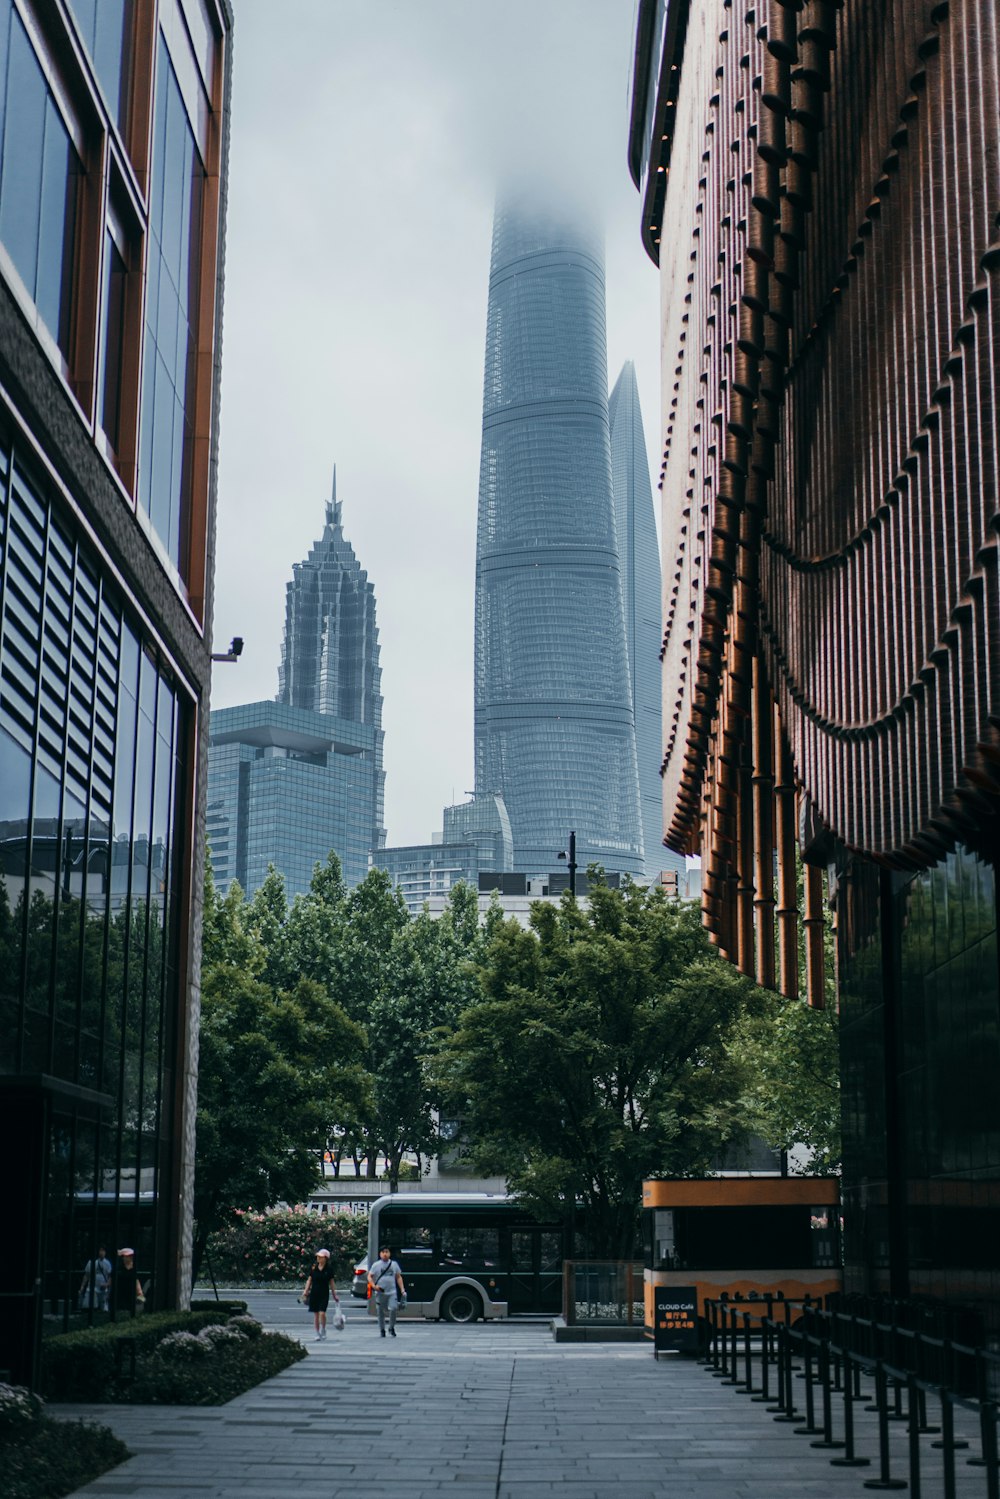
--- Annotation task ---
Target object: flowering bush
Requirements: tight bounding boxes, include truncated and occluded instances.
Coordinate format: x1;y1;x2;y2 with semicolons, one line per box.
198;1323;246;1348
204;1207;367;1283
0;1383;44;1441
226;1314;263;1339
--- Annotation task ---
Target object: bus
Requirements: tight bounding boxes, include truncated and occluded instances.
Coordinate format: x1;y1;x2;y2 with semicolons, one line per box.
366;1193;567;1322
643;1177;842;1337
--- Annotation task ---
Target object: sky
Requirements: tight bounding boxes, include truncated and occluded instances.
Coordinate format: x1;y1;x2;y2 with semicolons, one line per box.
211;0;662;849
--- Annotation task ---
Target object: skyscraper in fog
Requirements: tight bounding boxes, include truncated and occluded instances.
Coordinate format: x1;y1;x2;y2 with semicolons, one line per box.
207;475;385;896
474;193;643;877
609;360;679;879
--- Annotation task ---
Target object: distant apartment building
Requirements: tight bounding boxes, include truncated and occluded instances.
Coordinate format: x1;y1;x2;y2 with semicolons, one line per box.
208;478;385;897
376;791;513;916
0;0;233;1386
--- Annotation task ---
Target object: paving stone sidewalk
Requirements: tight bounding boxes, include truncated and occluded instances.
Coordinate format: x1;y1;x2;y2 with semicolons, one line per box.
58;1292;989;1499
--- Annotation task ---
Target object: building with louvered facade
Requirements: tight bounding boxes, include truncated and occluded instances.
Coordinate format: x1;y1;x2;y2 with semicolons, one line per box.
0;0;233;1384
630;0;1000;1319
208;476;386;897
474;193;644;879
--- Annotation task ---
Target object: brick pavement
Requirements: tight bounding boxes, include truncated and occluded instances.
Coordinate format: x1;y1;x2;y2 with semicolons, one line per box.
58;1291;990;1498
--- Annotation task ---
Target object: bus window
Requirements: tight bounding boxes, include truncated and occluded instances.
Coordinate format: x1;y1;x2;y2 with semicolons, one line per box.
441;1225;499;1268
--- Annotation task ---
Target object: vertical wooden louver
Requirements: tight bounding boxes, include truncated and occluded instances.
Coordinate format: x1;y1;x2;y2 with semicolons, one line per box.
643;0;1000;998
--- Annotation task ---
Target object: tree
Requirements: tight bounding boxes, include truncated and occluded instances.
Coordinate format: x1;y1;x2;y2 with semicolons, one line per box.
735;993;840;1170
433;880;768;1258
192;864;367;1282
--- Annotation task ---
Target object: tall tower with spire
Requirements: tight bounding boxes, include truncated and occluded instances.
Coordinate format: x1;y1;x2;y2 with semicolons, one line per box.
277;469;383;732
473;192;644;877
206;470;385;897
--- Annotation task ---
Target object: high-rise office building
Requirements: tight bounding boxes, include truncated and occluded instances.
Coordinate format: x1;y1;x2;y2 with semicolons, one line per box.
608;360;680;881
0;0;232;1385
376;791;514;916
208;478;385;897
474;194;644;878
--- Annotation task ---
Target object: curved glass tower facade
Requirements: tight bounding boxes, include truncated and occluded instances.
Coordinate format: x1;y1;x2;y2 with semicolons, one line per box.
609;360;680;879
474;195;643;877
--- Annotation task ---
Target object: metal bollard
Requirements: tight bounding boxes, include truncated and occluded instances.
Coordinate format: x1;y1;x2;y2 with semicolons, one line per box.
773;1324;800;1423
939;1387;957;1499
795;1330;821;1435
862;1360;907;1491
752;1318;773;1404
811;1337;846;1451
831;1350;871;1469
722;1305;741;1385
905;1372;922;1499
985;1401;1000;1499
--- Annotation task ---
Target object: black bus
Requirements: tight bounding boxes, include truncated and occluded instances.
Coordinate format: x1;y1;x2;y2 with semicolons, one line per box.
366;1193;566;1322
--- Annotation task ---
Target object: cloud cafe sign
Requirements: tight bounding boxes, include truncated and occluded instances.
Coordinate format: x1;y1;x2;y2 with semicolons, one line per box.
653;1284;698;1357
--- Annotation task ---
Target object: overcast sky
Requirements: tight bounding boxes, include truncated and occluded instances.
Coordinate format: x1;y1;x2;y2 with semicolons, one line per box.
211;0;662;848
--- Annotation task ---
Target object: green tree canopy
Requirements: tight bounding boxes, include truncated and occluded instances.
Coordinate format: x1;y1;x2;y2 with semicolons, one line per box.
432;880;771;1257
193;862;367;1280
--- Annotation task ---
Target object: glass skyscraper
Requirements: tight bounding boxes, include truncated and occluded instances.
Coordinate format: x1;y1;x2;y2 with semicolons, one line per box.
474;193;644;877
208;476;385;898
608;361;680;880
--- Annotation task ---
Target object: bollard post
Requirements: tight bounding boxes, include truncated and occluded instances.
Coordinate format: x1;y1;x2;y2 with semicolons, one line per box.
714;1303;730;1378
940;1388;957;1499
831;1351;871;1469
740;1311;754;1394
795;1329;821;1435
701;1300;717;1367
721;1306;741;1386
811;1336;846;1450
905;1372;922;1499
984;1401;1000;1499
752;1318;773;1403
863;1360;908;1490
773;1324;800;1423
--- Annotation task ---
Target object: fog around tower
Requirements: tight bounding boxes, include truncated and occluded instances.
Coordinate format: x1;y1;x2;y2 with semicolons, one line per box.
213;0;661;848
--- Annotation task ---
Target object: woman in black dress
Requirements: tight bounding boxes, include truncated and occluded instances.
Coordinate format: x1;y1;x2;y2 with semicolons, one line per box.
303;1248;339;1341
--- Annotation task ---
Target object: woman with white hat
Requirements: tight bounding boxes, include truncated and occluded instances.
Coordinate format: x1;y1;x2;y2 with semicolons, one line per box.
302;1249;339;1341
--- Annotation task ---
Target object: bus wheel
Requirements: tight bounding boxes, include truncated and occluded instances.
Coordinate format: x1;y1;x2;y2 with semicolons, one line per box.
440;1288;482;1324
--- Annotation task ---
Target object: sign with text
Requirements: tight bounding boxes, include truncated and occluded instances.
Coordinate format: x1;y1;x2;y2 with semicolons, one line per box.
653;1284;698;1356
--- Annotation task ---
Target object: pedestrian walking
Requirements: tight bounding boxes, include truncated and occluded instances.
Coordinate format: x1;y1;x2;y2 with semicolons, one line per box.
367;1245;405;1338
111;1248;145;1315
78;1245;112;1311
303;1248;339;1341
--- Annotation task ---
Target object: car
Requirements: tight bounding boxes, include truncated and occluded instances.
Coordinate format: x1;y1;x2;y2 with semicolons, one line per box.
351;1256;369;1299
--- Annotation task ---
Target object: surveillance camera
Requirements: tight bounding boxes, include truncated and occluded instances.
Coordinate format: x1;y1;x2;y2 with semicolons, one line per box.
231;637;244;658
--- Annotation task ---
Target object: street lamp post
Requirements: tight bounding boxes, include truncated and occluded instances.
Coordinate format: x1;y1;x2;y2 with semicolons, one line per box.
557;830;577;898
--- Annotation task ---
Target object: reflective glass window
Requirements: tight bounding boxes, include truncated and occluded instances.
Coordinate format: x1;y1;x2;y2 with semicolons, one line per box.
68;0;132;134
0;5;81;358
137;37;203;578
0;724;31;1071
99;231;127;455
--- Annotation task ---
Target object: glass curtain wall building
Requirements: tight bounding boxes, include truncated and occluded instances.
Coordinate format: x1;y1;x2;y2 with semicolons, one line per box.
0;0;232;1386
208;478;385;899
608;360;681;881
474;194;643;878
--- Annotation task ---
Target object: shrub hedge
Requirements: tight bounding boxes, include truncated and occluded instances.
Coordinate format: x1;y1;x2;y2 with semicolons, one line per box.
0;1382;128;1499
41;1309;231;1400
205;1208;367;1283
130;1330;305;1404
